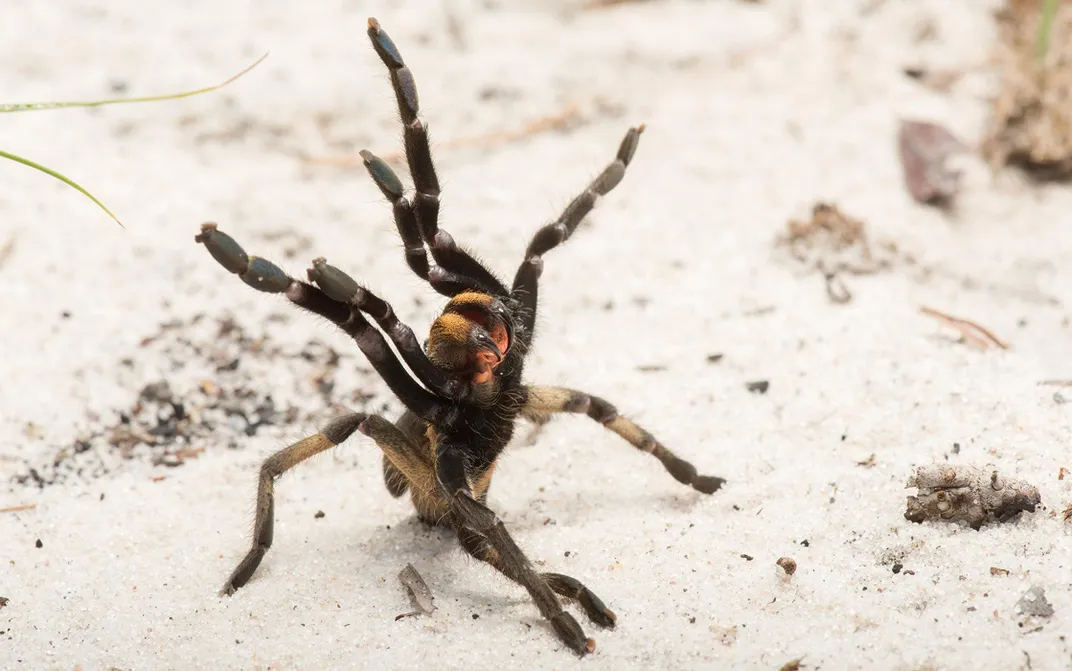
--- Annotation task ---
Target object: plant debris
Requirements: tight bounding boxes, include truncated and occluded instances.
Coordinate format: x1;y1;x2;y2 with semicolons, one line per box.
775;203;895;303
990;567;1010;576
396;563;436;621
746;380;769;394
776;557;797;577
0;503;36;514
780;657;805;671
904;464;1041;529
919;306;1010;350
11;313;382;488
0;597;8;610
1015;585;1054;621
898;120;967;206
983;0;1072;178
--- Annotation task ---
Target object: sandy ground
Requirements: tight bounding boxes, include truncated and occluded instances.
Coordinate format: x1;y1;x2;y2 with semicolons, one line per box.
3;0;1072;669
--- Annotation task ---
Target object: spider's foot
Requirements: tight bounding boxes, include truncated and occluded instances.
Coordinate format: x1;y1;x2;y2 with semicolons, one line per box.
578;592;617;629
195;223;292;294
550;611;595;656
544;572;616;629
693;474;726;495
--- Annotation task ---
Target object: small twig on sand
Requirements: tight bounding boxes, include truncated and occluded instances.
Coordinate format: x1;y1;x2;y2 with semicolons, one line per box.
584;0;658;8
1039;380;1072;387
0;235;16;271
306;103;584;169
0;503;37;514
919;306;1009;350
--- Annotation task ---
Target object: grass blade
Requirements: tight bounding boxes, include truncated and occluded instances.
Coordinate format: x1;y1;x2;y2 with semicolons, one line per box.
1;52;268;113
1038;0;1061;60
0;149;121;225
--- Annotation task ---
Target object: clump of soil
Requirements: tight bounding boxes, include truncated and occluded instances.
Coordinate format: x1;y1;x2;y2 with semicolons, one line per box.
983;0;1072;178
904;464;1041;529
775;203;898;302
12;313;384;488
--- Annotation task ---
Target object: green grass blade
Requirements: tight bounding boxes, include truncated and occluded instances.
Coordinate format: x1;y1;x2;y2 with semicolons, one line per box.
1038;0;1061;60
0;149;122;225
0;52;268;113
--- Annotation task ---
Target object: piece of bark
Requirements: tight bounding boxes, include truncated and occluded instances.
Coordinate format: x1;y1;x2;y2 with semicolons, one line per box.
396;563;436;620
898;120;967;205
904;464;1040;529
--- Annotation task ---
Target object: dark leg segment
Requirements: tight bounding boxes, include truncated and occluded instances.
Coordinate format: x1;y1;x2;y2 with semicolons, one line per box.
511;126;644;347
435;446;594;655
221;413;364;595
457;529;616;628
306;256;469;401
521;386;725;494
195;223;446;422
365;18;508;296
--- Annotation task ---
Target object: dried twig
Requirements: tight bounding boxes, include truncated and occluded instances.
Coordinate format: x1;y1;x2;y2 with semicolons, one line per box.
584;0;658;8
0;235;16;271
0;503;37;514
919;306;1009;350
1039;380;1072;387
306;103;585;169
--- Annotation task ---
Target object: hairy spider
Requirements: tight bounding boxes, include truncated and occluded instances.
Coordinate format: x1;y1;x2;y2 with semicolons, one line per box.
195;17;724;656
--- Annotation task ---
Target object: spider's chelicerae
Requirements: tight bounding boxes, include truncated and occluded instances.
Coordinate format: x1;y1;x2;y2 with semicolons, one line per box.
195;17;724;656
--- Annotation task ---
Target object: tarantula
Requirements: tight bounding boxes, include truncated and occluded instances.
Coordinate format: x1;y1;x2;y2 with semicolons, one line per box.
195;18;724;656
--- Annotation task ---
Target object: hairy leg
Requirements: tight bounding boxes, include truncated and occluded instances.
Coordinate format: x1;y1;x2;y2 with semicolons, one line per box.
511;126;644;348
221;414;364;594
364;18;507;297
521;385;725;494
195;223;448;421
434;443;594;655
306;256;470;401
222;413;433;595
457;529;616;628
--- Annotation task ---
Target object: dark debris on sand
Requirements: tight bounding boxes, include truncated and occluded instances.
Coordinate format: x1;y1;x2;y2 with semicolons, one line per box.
12;313;384;488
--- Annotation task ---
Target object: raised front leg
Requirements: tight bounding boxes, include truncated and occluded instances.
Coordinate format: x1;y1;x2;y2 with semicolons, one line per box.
195;223;447;422
521;385;724;494
364;18;508;297
511;126;644;348
306;256;470;402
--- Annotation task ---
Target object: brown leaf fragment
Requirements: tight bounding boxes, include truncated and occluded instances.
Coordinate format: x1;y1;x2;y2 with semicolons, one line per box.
990;567;1010;576
898;120;967;205
904;464;1040;529
397;563;435;619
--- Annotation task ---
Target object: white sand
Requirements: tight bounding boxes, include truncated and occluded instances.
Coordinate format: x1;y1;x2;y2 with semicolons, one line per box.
3;1;1071;669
